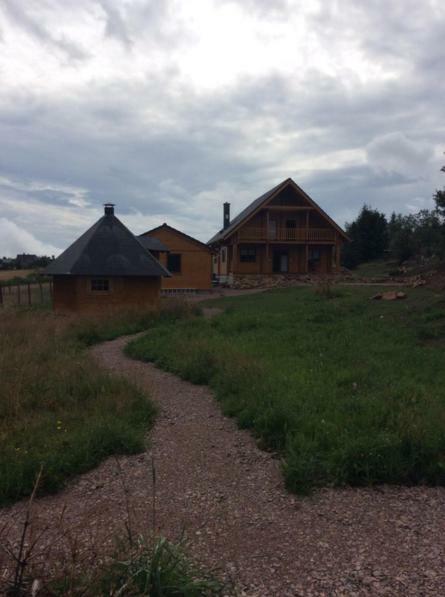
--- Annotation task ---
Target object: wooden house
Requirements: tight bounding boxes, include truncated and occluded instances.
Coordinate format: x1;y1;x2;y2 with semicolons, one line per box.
139;224;212;291
45;204;170;312
208;178;349;282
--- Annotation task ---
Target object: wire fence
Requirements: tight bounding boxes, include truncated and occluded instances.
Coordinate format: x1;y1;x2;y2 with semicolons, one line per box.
0;279;53;308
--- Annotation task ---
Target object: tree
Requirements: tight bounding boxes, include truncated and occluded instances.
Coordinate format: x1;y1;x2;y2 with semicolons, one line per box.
342;205;388;268
433;188;445;219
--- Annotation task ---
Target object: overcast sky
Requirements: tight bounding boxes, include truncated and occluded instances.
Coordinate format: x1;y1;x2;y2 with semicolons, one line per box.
0;0;444;256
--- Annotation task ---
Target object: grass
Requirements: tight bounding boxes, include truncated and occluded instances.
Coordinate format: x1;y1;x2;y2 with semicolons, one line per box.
126;286;445;493
0;309;158;505
48;535;228;596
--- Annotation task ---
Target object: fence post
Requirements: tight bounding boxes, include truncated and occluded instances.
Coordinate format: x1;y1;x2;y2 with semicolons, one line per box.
0;284;3;308
39;281;43;303
27;283;31;306
17;283;21;306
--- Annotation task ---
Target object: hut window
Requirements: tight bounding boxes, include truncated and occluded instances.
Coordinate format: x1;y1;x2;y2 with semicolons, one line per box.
91;278;110;292
240;247;256;262
167;253;181;273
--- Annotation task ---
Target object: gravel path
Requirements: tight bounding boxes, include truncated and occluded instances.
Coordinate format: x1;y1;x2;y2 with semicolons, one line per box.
1;334;445;596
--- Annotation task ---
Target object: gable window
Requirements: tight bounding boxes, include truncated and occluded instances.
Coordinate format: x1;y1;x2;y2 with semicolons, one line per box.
91;278;110;292
167;253;182;273
239;247;256;263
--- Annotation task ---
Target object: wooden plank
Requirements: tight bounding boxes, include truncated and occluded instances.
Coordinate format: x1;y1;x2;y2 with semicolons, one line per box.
0;284;3;308
27;283;31;306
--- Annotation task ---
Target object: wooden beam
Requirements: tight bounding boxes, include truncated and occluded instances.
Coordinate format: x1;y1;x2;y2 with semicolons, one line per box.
233;242;238;274
305;244;309;273
264;206;314;211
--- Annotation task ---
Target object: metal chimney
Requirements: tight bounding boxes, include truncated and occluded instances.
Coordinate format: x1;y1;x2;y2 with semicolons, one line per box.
223;202;230;229
104;203;115;216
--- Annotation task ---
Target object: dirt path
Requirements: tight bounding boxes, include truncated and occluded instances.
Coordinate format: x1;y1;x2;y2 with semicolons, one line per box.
1;335;445;596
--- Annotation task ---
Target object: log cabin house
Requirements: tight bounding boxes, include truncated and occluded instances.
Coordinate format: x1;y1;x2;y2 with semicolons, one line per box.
139;224;213;291
45;204;170;312
208;178;349;283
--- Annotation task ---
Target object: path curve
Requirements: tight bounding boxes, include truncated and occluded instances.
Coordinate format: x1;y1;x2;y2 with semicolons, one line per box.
1;334;445;596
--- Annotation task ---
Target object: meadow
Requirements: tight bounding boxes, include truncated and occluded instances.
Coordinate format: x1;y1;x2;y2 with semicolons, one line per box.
127;285;445;493
0;309;159;505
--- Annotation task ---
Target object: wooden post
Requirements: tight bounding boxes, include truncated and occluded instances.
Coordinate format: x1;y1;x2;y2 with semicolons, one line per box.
305;209;309;241
233;242;238;274
27;283;31;306
305;244;309;273
336;241;341;271
39;281;43;303
17;283;21;306
266;210;270;273
0;284;3;308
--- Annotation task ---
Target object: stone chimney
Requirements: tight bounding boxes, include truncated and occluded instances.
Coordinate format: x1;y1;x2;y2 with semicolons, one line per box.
223;202;230;230
104;203;115;216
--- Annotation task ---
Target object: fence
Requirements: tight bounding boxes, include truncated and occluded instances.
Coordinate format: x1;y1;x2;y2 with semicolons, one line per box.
0;279;53;308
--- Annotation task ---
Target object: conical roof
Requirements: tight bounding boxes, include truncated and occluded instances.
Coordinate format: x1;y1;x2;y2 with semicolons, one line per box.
45;205;170;277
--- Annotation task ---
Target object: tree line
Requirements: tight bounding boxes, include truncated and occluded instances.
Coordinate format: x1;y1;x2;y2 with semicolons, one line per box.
343;187;445;268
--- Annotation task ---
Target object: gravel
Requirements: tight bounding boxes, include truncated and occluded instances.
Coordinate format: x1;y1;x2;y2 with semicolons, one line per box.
1;333;444;596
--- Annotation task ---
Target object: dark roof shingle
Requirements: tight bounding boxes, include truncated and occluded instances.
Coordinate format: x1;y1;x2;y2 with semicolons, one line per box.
45;212;171;277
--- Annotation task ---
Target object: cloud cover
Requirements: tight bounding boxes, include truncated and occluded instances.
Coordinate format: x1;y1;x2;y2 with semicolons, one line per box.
0;0;444;255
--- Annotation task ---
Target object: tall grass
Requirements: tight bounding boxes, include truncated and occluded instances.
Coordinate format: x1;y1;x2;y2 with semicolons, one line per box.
0;310;156;505
126;286;445;493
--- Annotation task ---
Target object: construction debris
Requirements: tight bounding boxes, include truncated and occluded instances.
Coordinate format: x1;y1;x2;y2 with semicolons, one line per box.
371;291;407;301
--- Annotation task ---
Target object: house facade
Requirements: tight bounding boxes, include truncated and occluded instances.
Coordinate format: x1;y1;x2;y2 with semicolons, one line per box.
45;204;170;313
139;224;213;291
208;178;349;282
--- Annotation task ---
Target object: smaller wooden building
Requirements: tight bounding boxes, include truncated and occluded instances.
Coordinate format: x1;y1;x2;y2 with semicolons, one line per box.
139;224;213;291
45;204;170;313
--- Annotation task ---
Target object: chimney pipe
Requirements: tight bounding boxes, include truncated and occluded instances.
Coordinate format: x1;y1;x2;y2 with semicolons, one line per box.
223;202;230;230
104;203;115;216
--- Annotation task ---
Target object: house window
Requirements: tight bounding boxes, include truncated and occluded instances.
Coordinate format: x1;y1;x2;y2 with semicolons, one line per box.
167;253;182;273
239;247;256;262
91;278;110;292
309;248;321;261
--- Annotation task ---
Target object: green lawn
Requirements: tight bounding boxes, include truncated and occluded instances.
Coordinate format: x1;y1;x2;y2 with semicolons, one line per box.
126;286;445;493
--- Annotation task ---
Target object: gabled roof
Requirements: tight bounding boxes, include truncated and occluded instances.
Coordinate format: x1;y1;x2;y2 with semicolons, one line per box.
207;178;349;244
45;210;171;277
138;234;169;253
141;223;212;252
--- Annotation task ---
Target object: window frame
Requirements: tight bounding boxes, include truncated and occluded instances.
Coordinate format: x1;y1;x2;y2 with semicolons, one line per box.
90;278;111;293
239;246;257;263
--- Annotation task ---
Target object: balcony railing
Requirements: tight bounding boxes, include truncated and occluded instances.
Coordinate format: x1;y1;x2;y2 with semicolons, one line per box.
238;227;336;242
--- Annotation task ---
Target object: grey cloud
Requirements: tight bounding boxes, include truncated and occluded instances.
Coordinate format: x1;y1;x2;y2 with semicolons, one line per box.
0;0;444;251
1;0;89;61
98;0;133;48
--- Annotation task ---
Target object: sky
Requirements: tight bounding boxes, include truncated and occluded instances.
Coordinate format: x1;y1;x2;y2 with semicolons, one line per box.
0;0;444;256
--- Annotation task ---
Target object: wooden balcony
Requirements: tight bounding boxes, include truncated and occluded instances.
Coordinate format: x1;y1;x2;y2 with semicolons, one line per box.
238;227;336;242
